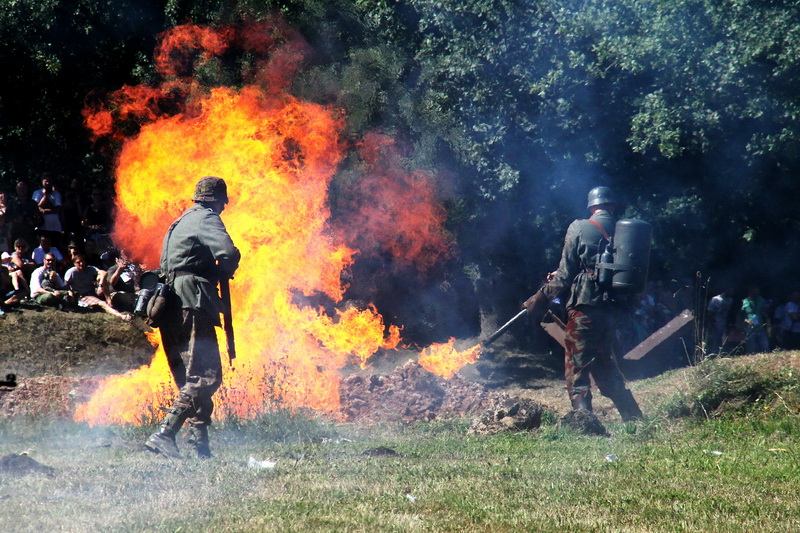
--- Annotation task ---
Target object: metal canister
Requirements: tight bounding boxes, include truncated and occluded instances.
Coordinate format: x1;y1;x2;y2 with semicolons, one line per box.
611;218;652;294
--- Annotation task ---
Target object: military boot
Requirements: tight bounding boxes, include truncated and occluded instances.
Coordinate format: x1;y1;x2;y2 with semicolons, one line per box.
610;388;643;422
145;405;191;458
186;425;212;459
570;392;593;412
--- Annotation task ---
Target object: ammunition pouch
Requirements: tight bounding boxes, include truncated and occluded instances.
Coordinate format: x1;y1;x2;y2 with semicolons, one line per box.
145;283;171;328
134;270;172;328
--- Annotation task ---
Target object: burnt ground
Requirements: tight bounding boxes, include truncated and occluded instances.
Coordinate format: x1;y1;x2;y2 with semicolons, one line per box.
0;304;652;426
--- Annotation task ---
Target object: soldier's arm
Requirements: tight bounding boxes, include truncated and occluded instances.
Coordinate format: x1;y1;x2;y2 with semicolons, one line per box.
540;221;581;301
200;213;241;279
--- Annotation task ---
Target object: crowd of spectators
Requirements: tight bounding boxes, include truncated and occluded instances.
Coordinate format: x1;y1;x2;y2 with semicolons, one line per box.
544;277;794;360
0;173;140;320
705;284;800;356
620;279;798;357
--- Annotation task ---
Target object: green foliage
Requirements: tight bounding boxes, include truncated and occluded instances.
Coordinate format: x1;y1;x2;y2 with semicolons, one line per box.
0;0;164;186
5;0;800;319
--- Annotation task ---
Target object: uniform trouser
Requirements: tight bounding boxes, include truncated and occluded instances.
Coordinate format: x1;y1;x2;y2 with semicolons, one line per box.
563;306;627;401
159;307;222;429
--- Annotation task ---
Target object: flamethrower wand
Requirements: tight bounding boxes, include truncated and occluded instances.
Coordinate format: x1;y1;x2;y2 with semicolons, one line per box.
481;309;528;347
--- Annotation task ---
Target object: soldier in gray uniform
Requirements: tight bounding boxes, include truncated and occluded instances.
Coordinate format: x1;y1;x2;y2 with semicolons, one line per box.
523;186;642;422
145;176;241;458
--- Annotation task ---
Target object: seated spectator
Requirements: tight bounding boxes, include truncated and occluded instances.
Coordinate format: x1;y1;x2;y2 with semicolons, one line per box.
65;240;83;265
0;269;15;315
7;180;41;246
32;234;66;269
10;238;37;279
103;250;139;312
1;251;29;302
30;253;74;309
64;253;131;321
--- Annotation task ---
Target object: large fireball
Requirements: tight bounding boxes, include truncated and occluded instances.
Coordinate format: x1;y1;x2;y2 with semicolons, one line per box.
75;22;476;426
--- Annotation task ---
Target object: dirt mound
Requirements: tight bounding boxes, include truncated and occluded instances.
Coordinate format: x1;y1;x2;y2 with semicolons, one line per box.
339;360;502;423
469;397;544;434
560;409;608;436
0;453;56;477
3;358;557;427
0;306;153;378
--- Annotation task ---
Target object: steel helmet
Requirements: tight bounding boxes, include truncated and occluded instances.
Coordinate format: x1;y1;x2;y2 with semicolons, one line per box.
192;176;228;204
587;186;617;209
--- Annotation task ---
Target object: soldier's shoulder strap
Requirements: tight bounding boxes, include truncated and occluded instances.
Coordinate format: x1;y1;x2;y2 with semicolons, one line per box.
162;206;197;274
587;218;611;241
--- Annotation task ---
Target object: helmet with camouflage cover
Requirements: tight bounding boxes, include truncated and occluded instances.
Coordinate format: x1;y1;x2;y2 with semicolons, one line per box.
192;176;228;204
586;186;617;209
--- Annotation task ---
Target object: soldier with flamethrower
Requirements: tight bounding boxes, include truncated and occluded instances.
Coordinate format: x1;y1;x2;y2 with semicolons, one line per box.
145;176;240;459
522;186;647;422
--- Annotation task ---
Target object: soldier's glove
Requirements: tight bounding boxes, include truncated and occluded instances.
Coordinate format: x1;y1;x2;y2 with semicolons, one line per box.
522;290;549;323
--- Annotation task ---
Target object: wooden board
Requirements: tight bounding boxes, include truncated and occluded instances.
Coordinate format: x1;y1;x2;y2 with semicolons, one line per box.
622;309;695;361
538;309;695;363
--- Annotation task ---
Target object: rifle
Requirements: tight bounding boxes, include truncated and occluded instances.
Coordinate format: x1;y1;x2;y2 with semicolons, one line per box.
219;278;236;367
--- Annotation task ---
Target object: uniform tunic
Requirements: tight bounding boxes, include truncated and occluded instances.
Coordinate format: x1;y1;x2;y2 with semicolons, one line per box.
158;204;240;426
540;209;628;401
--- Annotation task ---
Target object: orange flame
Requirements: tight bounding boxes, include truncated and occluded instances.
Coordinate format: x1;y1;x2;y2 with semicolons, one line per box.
154;24;229;78
418;338;483;380
336;132;453;272
74;21;478;426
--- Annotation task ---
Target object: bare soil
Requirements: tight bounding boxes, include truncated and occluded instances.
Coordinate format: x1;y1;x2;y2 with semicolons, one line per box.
0;305;680;425
0;303;153;377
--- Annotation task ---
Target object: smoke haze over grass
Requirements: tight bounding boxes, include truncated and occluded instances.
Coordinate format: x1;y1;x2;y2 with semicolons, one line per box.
3;352;800;532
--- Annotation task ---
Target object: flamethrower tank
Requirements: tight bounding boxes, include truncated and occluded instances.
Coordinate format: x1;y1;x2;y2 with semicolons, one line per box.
610;218;652;294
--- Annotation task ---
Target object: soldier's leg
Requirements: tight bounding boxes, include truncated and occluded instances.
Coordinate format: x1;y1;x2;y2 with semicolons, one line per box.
588;310;643;422
180;310;223;458
564;308;595;411
145;307;192;457
186;396;214;458
145;392;194;458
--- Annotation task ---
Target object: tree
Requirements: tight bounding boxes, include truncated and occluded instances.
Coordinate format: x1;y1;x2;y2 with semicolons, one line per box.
0;0;165;188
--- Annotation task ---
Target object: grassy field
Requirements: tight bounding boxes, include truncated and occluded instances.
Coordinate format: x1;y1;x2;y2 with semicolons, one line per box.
1;354;799;532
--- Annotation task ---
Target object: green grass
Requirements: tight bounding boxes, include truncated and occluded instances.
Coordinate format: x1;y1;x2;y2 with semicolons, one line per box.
1;404;799;533
2;352;800;532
